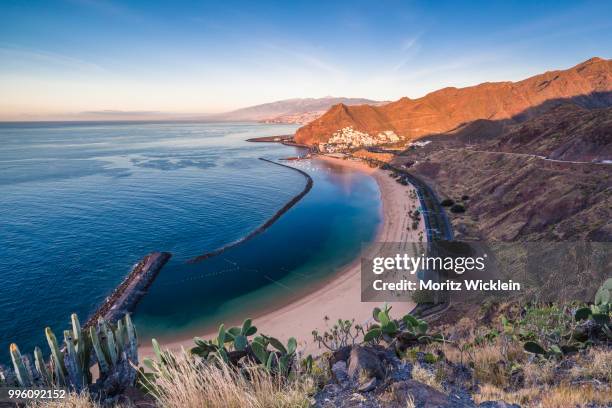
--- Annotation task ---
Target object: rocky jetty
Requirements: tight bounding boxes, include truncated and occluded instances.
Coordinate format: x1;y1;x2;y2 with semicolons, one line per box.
84;251;171;327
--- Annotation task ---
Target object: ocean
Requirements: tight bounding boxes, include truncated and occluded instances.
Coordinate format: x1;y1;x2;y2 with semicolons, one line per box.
0;122;381;362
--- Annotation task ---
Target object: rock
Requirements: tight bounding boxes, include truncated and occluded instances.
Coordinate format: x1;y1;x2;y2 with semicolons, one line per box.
388;361;412;382
321;383;340;395
331;361;350;385
347;345;386;381
357;377;377;393
478;402;520;408
330;345;352;365
116;387;155;407
380;380;459;408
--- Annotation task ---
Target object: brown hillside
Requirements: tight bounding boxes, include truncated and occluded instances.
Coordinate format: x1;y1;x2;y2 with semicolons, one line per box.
392;103;612;241
487;104;612;161
295;57;612;145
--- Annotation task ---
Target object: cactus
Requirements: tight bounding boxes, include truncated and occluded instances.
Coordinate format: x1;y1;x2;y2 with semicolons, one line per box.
523;340;575;358
365;304;399;342
142;338;178;389
186;319;297;378
34;347;51;385
90;326;110;375
46;327;66;385
8;313;138;398
523;341;546;355
64;330;86;391
124;313;138;363
191;320;260;361
572;280;611;338
302;354;314;373
101;319;118;366
594;278;611;306
251;337;269;364
225;318;257;351
256;335;297;376
574;307;591;321
10;344;31;387
364;306;438;347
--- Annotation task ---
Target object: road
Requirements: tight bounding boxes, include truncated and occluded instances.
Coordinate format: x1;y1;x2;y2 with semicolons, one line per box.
447;147;611;165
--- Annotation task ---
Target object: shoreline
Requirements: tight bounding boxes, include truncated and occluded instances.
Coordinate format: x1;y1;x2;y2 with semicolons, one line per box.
140;155;426;357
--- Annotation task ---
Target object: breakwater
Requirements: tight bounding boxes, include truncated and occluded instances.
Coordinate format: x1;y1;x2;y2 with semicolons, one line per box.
84;252;172;328
246;135;312;150
187;158;313;263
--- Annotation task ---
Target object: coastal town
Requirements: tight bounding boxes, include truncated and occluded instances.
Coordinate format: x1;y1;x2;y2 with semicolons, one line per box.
317;126;401;153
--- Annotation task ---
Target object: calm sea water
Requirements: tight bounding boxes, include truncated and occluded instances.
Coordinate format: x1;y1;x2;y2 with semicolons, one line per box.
0;122;381;362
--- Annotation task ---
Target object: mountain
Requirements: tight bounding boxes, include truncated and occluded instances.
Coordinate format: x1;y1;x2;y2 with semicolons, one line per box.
393;102;612;241
295;57;612;145
486;104;612;162
215;97;386;123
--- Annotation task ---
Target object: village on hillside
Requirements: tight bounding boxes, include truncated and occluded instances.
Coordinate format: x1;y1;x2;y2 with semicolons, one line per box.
317;126;401;153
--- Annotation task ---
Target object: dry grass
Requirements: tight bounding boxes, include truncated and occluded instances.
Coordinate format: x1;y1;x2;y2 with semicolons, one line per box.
469;343;505;385
26;393;96;408
141;352;313;408
411;364;445;393
473;384;539;406
447;317;477;340
405;394;415;408
570;347;612;383
26;392;130;408
442;330;525;388
475;383;612;407
523;359;557;387
539;384;612;408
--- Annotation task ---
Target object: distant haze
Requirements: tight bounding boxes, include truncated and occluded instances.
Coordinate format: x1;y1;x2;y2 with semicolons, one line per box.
212;97;386;122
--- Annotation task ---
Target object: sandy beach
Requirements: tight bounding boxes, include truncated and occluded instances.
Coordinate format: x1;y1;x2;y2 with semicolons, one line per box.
140;155;425;357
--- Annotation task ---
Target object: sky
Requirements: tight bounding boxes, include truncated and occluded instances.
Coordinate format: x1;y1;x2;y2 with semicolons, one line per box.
1;0;611;121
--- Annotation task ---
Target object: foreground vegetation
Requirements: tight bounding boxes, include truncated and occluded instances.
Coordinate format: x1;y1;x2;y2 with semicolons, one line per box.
1;279;609;407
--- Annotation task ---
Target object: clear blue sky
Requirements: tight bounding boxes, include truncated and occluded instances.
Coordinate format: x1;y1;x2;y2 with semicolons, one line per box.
1;0;611;120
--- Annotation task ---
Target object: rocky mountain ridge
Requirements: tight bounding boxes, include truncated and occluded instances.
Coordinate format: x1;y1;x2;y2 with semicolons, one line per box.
295;57;612;146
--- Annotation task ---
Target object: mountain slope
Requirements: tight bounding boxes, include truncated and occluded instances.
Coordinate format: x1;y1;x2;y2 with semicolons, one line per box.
295;57;612;145
393;102;612;241
487;104;612;161
215;97;386;123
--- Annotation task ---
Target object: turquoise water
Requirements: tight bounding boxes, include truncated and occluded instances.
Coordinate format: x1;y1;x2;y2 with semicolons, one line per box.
0;122;381;362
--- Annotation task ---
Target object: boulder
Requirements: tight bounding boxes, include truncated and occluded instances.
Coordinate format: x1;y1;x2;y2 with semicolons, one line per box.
357;377;377;393
380;380;455;408
478;402;520;408
347;346;386;381
330;345;352;366
331;361;350;385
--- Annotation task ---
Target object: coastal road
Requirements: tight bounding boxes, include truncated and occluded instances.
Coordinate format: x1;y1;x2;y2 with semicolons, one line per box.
344;154;453;242
447;147;611;165
351;155;455;317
